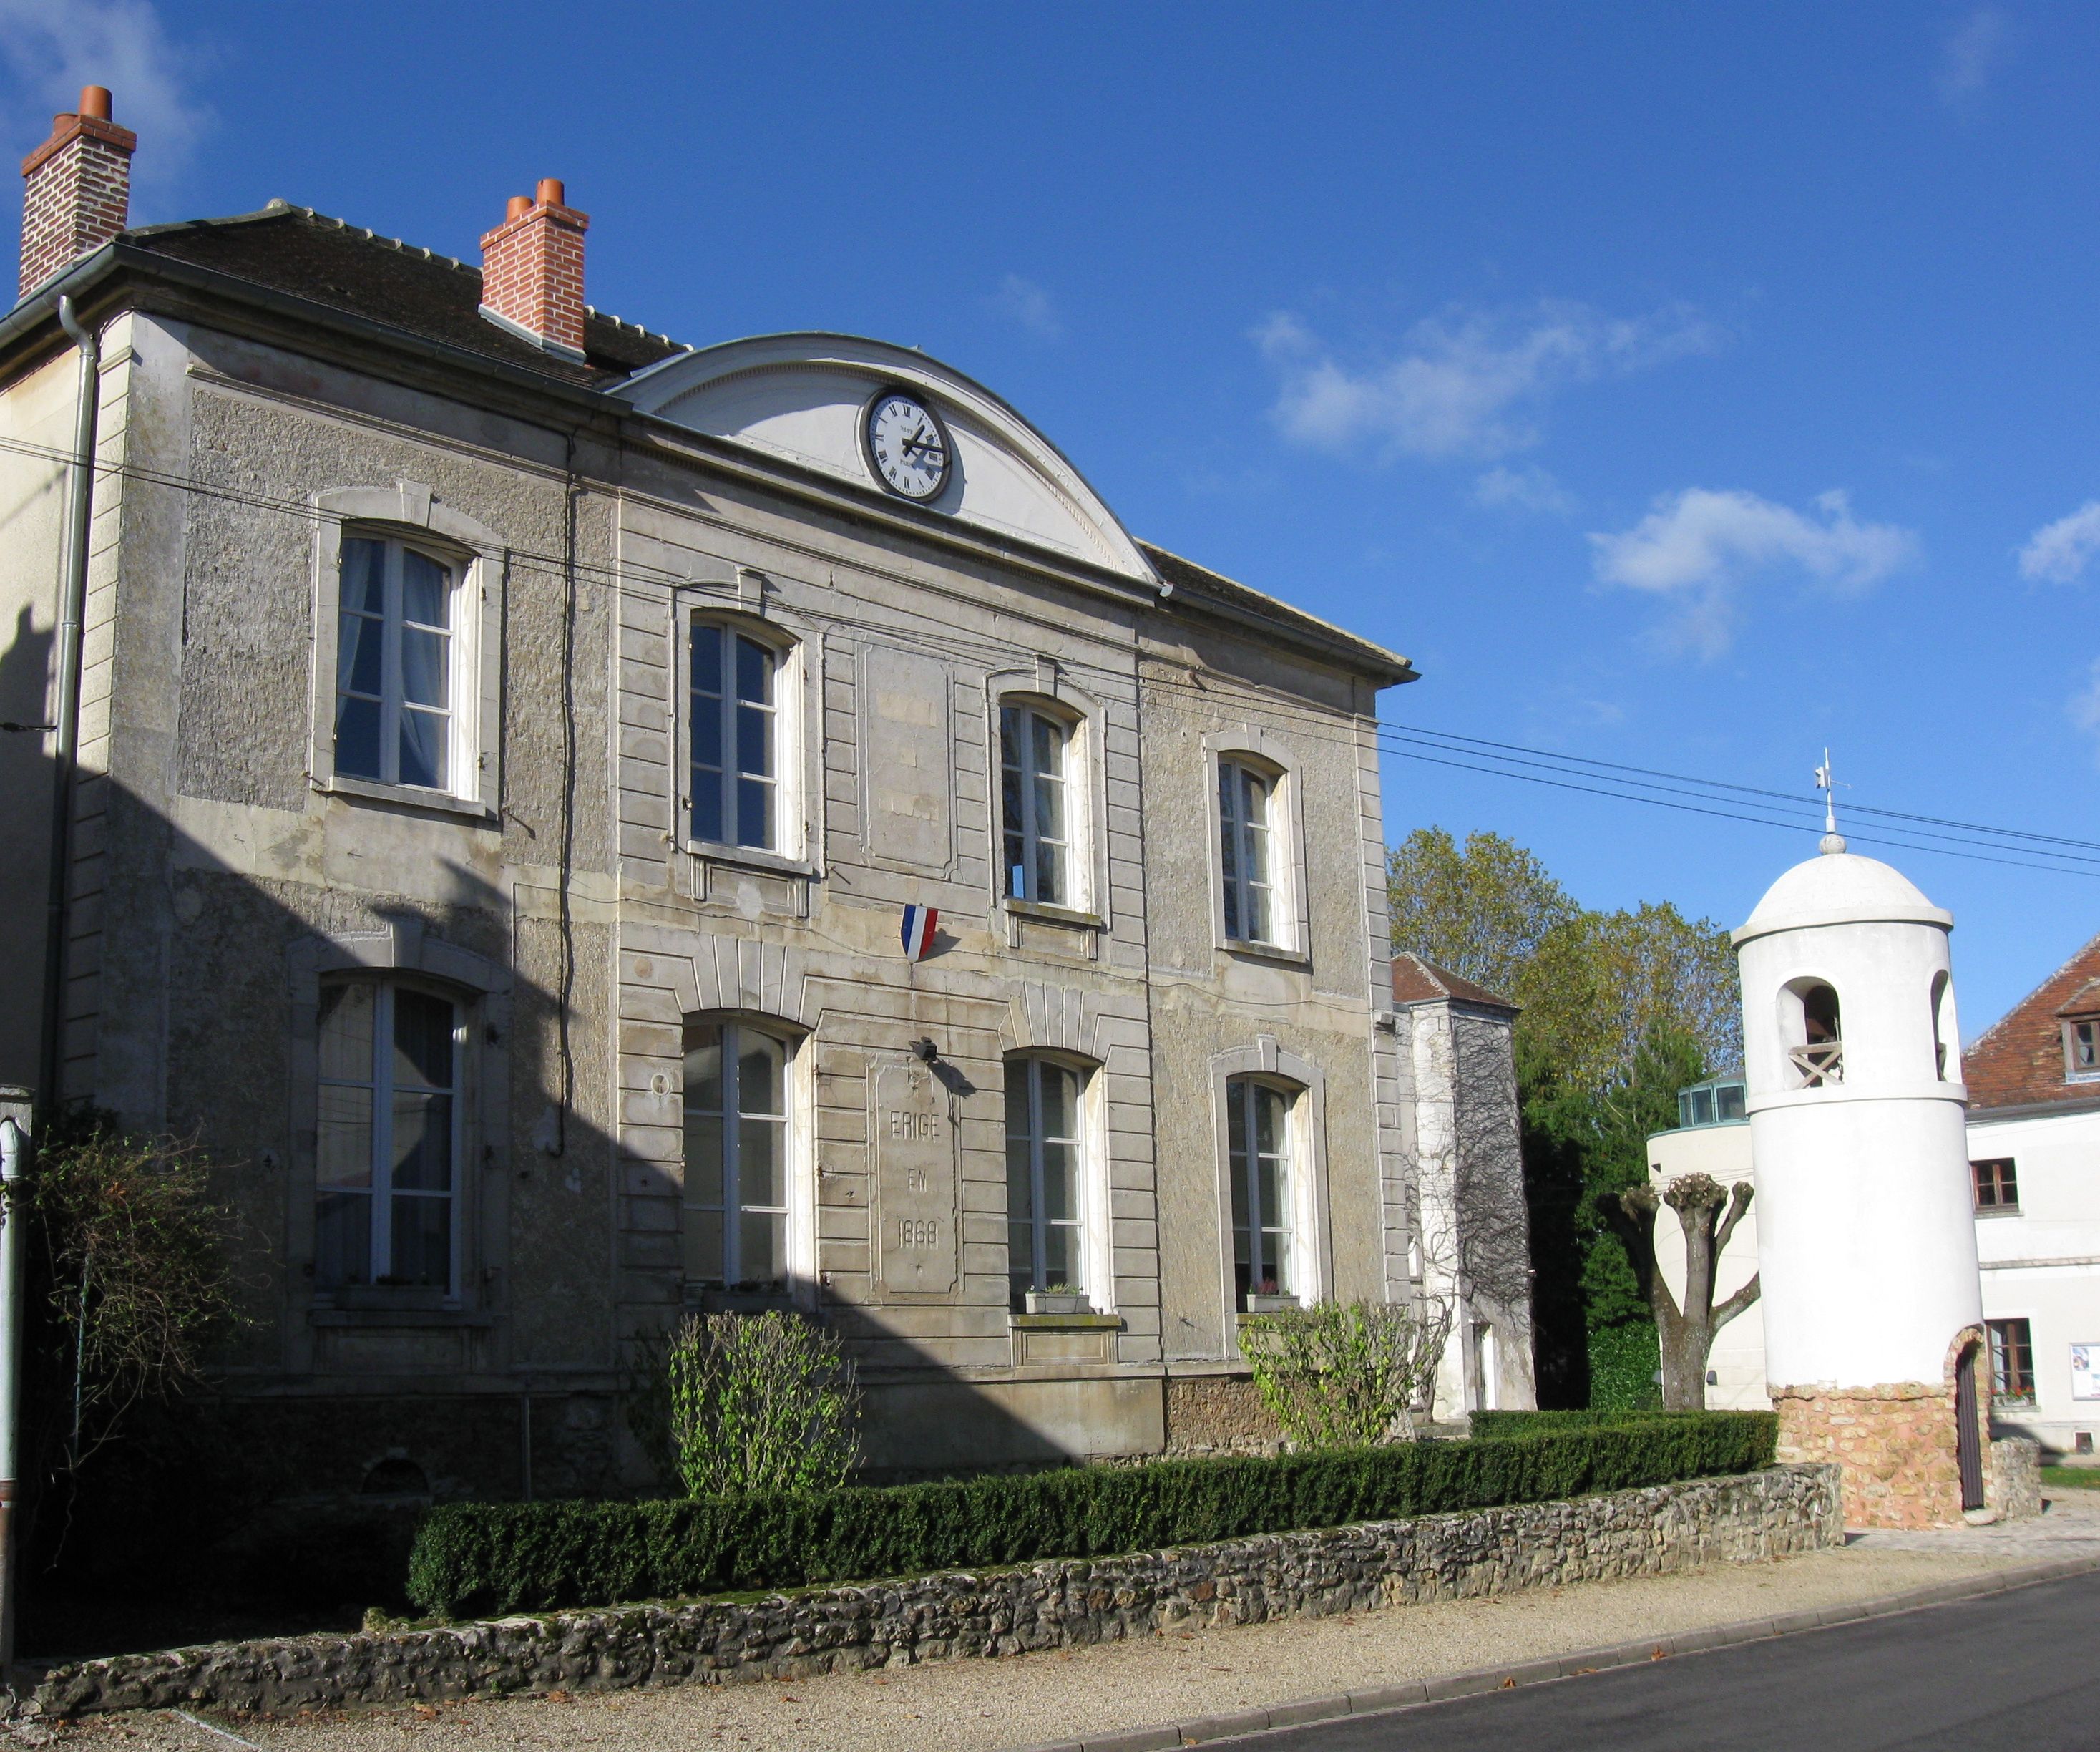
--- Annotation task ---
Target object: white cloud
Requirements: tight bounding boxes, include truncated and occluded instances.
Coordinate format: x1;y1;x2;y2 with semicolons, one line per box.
0;0;207;180
2018;501;2100;583
1935;8;2013;108
1590;487;1918;658
1474;464;1577;515
991;273;1060;341
1255;300;1719;463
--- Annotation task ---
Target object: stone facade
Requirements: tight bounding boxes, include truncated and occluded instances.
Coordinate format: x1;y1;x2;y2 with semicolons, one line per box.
26;1464;1841;1717
1772;1383;1963;1529
1988;1436;2043;1522
1160;1372;1282;1455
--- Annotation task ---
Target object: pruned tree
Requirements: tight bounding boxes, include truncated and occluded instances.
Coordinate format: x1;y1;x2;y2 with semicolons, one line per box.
1606;1172;1759;1411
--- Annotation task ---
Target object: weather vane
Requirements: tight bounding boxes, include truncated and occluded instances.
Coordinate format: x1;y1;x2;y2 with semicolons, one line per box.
1814;750;1847;854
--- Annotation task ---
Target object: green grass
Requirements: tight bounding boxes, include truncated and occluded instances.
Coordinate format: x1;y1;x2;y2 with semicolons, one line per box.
2041;1464;2100;1491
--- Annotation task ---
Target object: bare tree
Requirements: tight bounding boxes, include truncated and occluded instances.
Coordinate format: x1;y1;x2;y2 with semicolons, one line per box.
1606;1173;1759;1411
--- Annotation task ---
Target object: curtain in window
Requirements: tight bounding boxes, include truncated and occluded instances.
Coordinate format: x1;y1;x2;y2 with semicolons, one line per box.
1227;1077;1292;1304
335;536;453;790
1005;1057;1083;1303
684;1021;790;1285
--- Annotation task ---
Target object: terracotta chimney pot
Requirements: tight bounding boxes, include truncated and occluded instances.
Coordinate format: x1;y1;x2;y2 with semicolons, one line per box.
19;84;137;297
479;177;590;361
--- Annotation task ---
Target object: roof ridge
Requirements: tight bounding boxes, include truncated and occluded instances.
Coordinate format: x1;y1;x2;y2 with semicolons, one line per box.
1967;925;2100;1051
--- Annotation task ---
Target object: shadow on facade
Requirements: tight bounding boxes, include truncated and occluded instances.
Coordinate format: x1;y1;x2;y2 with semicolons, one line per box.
0;620;1070;1656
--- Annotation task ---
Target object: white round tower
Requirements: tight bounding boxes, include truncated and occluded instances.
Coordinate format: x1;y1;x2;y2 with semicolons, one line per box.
1734;834;1986;1527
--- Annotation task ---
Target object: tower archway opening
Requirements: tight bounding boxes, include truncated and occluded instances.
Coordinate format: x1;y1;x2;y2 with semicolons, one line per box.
1782;979;1844;1087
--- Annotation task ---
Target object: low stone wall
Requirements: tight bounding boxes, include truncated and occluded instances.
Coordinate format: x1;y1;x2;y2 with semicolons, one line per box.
1990;1436;2042;1521
27;1464;1840;1718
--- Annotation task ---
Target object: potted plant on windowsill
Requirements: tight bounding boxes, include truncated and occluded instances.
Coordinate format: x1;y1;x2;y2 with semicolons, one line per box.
1242;1279;1299;1315
1025;1283;1090;1316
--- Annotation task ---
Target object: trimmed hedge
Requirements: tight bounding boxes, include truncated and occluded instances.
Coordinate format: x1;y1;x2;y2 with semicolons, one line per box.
1470;1409;1772;1442
406;1414;1778;1619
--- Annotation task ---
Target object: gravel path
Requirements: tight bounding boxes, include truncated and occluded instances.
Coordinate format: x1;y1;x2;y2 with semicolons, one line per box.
35;1496;2100;1752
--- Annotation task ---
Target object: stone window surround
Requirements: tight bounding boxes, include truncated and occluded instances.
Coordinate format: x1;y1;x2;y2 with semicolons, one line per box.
678;1007;819;1308
1201;727;1311;966
307;485;504;822
674;588;820;877
1000;1046;1116;1315
985;662;1110;928
284;918;511;1329
1210;1036;1332;1353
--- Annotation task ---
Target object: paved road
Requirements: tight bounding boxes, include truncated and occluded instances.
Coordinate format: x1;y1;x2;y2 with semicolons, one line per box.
1239;1571;2100;1752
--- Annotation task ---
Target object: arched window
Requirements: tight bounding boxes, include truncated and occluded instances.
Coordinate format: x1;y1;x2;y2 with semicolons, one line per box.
334;534;459;791
683;1018;792;1288
1217;757;1279;945
1784;979;1844;1087
1000;701;1073;905
1931;970;1956;1081
315;978;461;1290
1005;1056;1087;1306
690;620;783;851
1226;1076;1296;1305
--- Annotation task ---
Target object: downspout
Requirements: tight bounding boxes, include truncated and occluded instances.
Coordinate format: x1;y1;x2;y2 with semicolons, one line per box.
36;297;101;1117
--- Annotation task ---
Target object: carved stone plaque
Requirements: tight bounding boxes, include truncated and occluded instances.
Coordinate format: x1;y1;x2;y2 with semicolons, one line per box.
860;644;953;874
871;1061;959;1297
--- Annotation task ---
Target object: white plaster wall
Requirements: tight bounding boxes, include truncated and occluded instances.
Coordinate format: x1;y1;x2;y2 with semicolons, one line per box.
1739;910;1981;1390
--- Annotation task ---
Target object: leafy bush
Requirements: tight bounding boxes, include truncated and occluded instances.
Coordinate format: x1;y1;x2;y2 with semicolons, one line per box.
406;1415;1778;1619
1239;1299;1448;1449
652;1311;859;1497
1587;1321;1664;1412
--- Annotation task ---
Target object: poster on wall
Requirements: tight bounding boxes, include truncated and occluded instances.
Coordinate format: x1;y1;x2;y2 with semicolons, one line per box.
2073;1344;2100;1401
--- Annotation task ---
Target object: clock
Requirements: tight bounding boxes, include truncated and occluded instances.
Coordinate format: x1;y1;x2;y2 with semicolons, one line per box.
861;387;953;502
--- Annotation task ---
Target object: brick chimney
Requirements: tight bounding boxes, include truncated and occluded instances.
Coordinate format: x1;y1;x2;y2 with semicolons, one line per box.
478;178;590;361
19;86;135;298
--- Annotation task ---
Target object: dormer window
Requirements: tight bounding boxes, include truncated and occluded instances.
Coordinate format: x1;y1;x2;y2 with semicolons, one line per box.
2066;1017;2100;1082
1784;979;1844;1087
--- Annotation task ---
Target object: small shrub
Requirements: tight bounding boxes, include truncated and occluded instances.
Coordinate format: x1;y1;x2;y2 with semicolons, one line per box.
664;1310;859;1497
406;1412;1778;1619
1239;1299;1448;1449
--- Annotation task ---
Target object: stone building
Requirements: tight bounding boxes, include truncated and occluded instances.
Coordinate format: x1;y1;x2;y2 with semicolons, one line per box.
0;90;1533;1502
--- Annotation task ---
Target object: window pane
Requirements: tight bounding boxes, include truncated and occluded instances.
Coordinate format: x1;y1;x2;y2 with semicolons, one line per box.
736;703;771;777
393;989;455;1090
1031;712;1063;780
739;1115;782;1209
1244;879;1271;945
684;1116;725;1207
734;636;772;705
335;694;381;780
1032;769;1065;844
399;706;446;789
736;777;773;848
1005;1059;1032;1137
401;627;449;709
401;550;450;629
390;1194;451;1288
1267;1230;1294;1297
316;1084;373;1188
1035;837;1063;907
1006;1136;1035;1224
1254;1086;1284;1157
1038;1064;1078;1140
1256;1151;1285;1242
692;775;723;844
391;1093;453;1192
690;1208;726;1283
315;1189;372;1287
684;1024;724;1114
693;694;722;769
341;538;386;614
738;1211;785;1285
1041;1222;1078;1289
1009;1219;1035;1298
1226;1082;1247;1163
691;623;722;691
318;983;376;1084
738;1031;786;1116
338;610;382;695
1042;1140;1078;1222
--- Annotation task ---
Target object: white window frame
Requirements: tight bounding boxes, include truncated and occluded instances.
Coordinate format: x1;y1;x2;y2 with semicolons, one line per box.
1226;1074;1296;1301
1210;1038;1331;1348
314;978;465;1295
1004;1053;1093;1303
679;1011;815;1296
308;485;502;820
1203;729;1309;961
1000;700;1076;907
986;666;1108;925
678;606;811;872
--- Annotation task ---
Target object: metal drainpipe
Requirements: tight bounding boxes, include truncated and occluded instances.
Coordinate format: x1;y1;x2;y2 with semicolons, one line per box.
0;1112;29;1678
36;297;100;1117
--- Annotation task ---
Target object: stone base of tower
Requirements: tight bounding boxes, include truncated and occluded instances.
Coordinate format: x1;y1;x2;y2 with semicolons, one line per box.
1770;1383;1964;1529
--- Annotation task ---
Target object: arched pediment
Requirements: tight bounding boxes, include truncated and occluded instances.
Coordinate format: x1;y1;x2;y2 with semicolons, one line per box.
615;334;1159;586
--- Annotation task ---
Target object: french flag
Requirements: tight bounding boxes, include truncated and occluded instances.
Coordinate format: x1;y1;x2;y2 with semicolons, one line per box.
901;904;937;962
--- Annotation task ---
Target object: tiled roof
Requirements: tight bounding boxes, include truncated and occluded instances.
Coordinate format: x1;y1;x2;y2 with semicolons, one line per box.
124;203;686;387
1390;951;1518;1012
1963;930;2100;1109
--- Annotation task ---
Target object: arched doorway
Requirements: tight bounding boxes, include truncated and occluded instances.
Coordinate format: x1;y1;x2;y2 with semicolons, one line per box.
1954;1340;1985;1512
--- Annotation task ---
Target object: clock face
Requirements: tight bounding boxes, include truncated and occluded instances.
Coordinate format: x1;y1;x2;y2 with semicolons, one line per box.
863;389;952;502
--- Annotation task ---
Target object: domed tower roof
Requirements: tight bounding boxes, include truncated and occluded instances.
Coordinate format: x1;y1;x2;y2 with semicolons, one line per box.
1733;845;1951;945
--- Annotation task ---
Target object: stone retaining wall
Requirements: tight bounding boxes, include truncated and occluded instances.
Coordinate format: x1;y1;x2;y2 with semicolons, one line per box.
1990;1436;2042;1521
27;1464;1842;1718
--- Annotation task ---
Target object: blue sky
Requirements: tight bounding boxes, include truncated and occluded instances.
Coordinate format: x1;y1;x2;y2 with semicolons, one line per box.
10;1;2100;1031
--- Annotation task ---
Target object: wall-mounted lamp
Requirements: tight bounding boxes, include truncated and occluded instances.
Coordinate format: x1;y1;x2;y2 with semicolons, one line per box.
910;1038;938;1064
